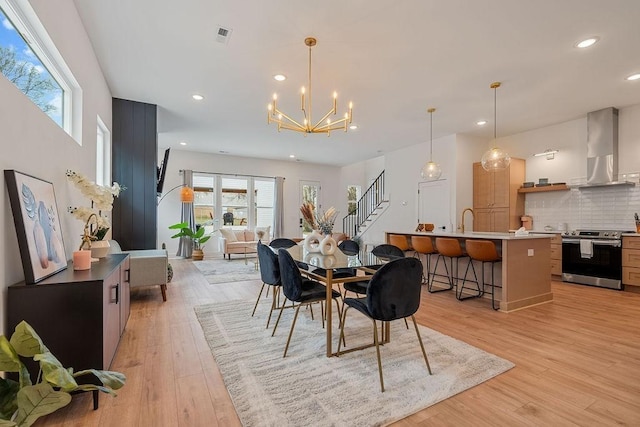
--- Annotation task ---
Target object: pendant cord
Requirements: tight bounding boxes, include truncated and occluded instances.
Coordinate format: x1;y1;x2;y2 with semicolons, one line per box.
493;85;497;139
429;110;433;161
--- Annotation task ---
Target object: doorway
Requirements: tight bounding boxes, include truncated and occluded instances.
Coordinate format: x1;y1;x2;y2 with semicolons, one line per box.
299;180;320;236
418;180;451;232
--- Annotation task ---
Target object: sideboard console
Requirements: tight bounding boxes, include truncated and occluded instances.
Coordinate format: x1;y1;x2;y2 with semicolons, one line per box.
7;254;130;372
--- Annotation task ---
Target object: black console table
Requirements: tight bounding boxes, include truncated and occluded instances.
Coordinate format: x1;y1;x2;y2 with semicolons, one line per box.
7;254;131;375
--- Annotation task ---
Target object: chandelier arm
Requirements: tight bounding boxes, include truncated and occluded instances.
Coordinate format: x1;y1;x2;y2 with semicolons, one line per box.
278;123;307;132
311;109;337;130
274;109;307;130
313;116;348;131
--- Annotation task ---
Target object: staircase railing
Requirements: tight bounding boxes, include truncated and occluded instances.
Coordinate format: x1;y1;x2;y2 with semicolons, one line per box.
342;170;385;238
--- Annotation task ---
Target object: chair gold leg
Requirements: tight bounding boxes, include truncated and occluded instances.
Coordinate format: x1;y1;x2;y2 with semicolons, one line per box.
373;319;385;392
266;287;278;328
404;318;409;329
283;304;302;358
252;283;266;317
337;306;350;354
320;301;325;329
411;315;432;375
271;301;287;337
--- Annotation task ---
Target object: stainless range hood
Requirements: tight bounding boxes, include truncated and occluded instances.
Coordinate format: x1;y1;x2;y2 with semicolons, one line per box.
578;107;635;189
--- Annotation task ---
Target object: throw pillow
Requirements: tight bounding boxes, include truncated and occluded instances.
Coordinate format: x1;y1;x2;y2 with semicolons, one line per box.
255;226;271;242
219;228;238;242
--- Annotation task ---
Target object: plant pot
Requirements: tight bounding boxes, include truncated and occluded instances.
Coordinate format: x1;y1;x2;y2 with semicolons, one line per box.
192;249;204;261
90;240;110;259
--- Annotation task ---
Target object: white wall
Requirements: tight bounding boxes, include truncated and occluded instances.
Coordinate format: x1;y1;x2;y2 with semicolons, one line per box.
357;134;456;244
158;149;343;254
0;0;112;334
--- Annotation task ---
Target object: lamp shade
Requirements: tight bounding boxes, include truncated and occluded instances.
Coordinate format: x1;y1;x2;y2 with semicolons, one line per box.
421;161;442;180
180;186;194;203
481;147;511;171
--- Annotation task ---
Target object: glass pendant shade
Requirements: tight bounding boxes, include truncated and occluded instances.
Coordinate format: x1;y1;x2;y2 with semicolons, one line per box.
481;82;511;171
421;107;442;181
481;147;511;171
421;161;442;180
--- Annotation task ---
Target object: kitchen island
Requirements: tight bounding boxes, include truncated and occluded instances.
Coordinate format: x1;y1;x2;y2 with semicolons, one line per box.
385;231;553;312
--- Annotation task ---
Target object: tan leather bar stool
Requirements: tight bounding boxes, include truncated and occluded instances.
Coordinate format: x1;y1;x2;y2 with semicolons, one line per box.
463;239;502;310
431;238;468;294
411;235;437;285
388;234;412;253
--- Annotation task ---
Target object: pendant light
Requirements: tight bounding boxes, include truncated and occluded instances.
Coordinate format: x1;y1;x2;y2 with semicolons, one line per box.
421;107;442;180
481;82;511;171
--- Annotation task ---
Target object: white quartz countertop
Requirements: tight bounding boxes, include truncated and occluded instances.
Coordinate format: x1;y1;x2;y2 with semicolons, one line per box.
387;230;552;241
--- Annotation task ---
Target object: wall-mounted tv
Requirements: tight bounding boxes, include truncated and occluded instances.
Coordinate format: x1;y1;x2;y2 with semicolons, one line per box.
156;148;170;196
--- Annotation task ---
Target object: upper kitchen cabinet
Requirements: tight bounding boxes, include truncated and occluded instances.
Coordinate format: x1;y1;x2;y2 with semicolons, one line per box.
473;159;525;232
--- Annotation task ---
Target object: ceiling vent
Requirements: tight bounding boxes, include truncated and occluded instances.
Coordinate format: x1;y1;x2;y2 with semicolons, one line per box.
216;26;232;44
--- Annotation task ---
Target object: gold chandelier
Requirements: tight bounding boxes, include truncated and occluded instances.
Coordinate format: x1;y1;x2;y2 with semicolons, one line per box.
267;37;353;135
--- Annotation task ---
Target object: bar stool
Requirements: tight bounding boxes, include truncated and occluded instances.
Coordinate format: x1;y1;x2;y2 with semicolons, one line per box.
411;235;437;285
432;238;469;296
463;240;502;310
388;234;412;254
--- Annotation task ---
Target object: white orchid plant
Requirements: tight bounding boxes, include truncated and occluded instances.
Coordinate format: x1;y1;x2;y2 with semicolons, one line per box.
66;170;124;241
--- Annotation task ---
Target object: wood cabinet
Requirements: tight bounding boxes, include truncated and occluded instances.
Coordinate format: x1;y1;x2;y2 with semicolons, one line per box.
622;236;640;288
473;159;525;232
550;234;562;276
7;254;130;372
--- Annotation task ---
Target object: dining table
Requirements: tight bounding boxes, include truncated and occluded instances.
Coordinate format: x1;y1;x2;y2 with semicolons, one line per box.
285;244;395;357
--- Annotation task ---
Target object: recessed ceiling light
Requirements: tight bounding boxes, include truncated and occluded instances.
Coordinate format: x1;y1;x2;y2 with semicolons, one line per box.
274;74;286;81
289;154;295;158
476;120;487;126
179;141;187;146
192;94;204;101
626;73;640;81
575;37;599;49
349;124;358;130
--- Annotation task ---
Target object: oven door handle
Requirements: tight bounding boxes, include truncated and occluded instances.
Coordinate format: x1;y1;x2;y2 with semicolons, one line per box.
562;239;621;247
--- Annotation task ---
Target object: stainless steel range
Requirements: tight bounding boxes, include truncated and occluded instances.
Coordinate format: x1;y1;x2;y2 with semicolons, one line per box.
561;230;630;290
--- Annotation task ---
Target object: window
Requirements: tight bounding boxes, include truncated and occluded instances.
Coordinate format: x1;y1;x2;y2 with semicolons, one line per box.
96;115;111;186
0;0;81;140
347;185;361;215
193;175;217;233
192;173;275;232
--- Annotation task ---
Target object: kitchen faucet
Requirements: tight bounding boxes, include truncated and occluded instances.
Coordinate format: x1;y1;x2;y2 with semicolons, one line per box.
461;208;474;233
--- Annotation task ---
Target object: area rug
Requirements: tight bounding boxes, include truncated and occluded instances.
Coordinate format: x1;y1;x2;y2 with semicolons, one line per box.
194;299;515;427
193;257;260;284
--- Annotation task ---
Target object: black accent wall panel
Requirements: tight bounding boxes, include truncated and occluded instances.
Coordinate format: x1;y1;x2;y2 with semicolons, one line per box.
112;98;157;250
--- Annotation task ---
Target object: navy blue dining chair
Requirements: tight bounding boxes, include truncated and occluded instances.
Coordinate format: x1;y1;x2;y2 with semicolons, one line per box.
273;248;342;357
337;257;432;392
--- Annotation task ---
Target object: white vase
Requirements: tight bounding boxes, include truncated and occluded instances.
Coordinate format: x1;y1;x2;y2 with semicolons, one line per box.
320;235;337;255
90;240;110;259
303;230;323;253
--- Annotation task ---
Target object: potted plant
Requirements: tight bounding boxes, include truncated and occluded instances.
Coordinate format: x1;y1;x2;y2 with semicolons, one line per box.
0;321;126;427
169;222;211;261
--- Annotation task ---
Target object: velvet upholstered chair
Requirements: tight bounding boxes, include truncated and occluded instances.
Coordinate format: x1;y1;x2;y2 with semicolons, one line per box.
253;241;288;328
337;257;432;392
273;248;342;357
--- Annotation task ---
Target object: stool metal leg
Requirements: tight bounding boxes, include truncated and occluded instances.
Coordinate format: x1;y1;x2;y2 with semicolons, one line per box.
428;254;453;293
459;259;483;301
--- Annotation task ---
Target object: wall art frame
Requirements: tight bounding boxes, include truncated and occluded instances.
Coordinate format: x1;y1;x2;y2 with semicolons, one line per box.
4;170;67;283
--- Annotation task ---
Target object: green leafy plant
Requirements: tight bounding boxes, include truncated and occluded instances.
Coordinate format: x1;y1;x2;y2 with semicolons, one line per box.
0;321;126;427
169;222;211;249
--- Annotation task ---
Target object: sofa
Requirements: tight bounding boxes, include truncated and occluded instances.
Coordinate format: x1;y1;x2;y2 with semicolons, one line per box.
219;227;270;260
109;240;169;301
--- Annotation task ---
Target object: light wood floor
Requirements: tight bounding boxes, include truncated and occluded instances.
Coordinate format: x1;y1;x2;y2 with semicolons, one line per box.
38;256;640;426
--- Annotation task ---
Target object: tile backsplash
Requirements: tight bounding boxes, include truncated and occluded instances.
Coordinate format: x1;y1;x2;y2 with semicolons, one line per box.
524;186;640;232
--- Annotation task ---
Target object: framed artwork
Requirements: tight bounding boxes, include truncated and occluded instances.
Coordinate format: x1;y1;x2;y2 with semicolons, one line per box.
4;170;67;283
